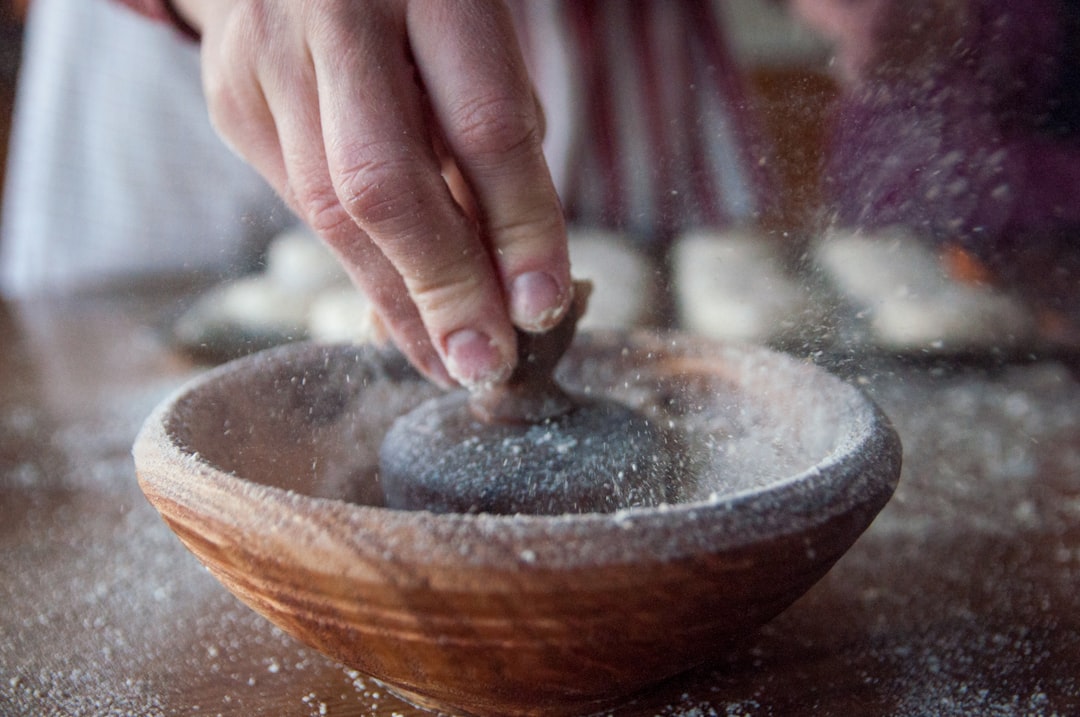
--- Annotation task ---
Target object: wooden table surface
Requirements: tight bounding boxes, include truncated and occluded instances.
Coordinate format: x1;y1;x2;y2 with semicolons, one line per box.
2;286;1079;717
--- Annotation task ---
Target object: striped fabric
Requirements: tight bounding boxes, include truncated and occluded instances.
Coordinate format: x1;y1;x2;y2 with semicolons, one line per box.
513;1;776;244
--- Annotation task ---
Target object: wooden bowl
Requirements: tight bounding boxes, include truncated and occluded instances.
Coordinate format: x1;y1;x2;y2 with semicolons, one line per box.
133;332;901;717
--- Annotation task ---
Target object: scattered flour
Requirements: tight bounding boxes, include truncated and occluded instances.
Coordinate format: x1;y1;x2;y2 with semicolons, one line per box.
4;335;1079;715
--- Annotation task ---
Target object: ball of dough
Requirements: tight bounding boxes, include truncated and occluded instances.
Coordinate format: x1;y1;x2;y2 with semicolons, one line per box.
264;225;348;294
567;228;658;330
815;227;1034;351
673;229;816;345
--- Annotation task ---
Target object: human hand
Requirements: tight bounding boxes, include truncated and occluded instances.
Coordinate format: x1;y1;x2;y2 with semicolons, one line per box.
172;0;572;388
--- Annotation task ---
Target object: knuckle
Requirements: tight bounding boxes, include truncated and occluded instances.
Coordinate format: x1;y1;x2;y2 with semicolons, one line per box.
203;77;241;134
333;154;426;231
202;78;256;143
409;266;486;319
491;206;565;243
294;181;355;239
451;93;541;162
417;241;485;291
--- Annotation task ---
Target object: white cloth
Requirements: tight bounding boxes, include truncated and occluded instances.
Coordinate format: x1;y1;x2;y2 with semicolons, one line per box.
0;0;291;298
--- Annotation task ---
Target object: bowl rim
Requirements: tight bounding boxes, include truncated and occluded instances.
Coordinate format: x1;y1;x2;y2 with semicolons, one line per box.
134;336;902;571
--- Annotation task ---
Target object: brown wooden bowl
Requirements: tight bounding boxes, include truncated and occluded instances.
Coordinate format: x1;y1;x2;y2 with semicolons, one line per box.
133;332;901;717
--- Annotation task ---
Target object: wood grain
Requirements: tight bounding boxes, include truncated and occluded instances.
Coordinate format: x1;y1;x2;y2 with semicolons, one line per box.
134;334;900;716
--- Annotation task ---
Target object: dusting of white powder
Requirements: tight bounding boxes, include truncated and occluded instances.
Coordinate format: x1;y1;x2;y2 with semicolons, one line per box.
5;339;1079;715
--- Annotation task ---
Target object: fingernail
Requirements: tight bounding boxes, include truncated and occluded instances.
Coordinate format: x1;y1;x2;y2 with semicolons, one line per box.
444;329;511;389
511;271;567;331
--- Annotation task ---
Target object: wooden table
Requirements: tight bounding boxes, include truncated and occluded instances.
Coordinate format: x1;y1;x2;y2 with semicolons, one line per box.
2;287;1079;716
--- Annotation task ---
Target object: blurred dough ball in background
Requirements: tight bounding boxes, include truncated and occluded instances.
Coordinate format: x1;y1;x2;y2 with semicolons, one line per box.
566;227;659;330
673;228;821;346
264;225;349;295
815;227;1035;353
174;225;369;357
307;286;376;344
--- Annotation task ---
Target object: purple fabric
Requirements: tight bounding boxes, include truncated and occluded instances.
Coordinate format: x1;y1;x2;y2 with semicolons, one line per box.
825;0;1080;277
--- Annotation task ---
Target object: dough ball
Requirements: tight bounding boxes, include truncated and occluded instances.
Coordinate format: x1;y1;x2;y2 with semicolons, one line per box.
673;229;816;344
815;227;1034;351
264;225;348;295
307;286;379;344
567;228;658;330
174;275;309;340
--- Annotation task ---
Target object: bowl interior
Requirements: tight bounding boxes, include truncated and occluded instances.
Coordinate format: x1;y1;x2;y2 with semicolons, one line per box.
164;332;864;514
